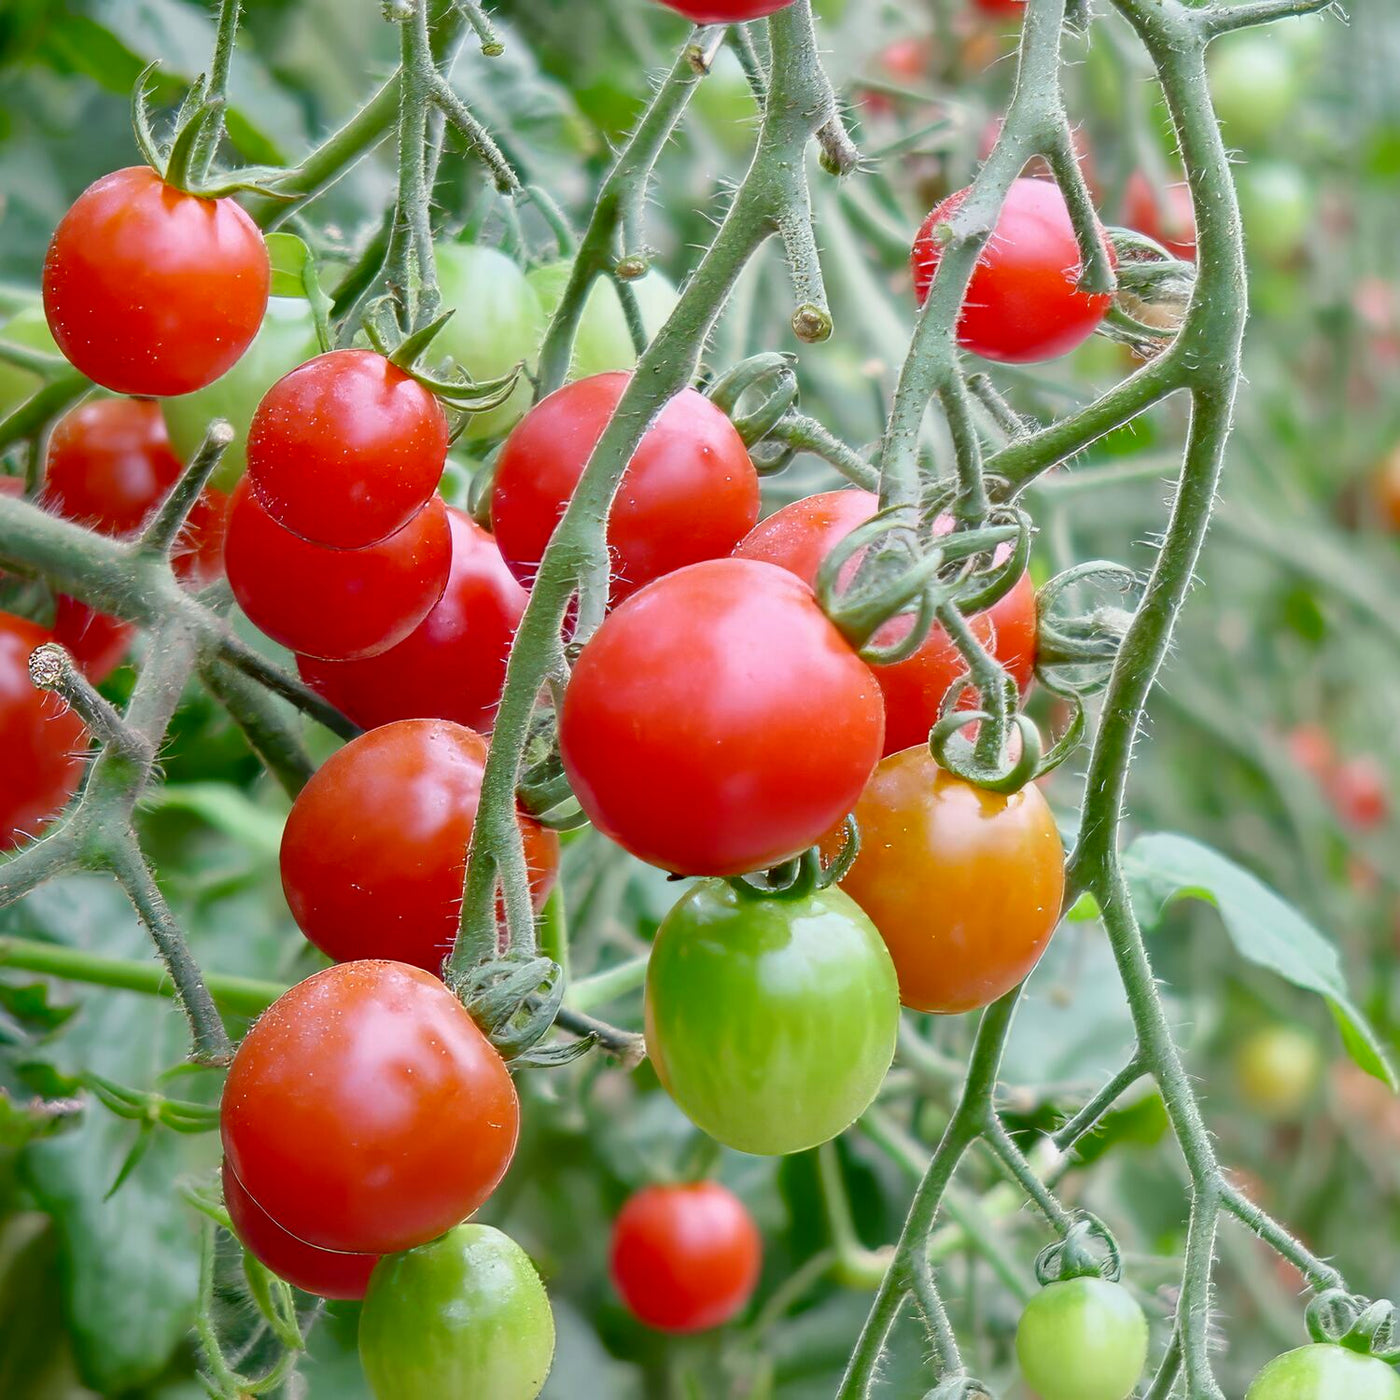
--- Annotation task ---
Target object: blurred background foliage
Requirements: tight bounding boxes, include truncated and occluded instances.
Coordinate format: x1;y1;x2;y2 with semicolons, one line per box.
1;0;1399;1396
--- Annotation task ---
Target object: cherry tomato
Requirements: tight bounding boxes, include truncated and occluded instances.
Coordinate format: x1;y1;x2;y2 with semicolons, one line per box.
246;348;448;549
0;612;88;851
654;0;793;22
560;558;885;876
1238;162;1310;266
1123;171;1197;260
645;880;899;1154
833;745;1064;1013
43;167;269;397
221;1160;378;1301
1209;33;1299;148
163;297;320;488
912;178;1113;363
1246;1345;1400;1400
1234;1025;1321;1121
734;490;1036;755
360;1224;555;1400
492;372;760;606
223;480;451;661
1286;722;1335;782
279;719;558;974
52;596;133;684
221;960;518;1255
978;118;1097;198
1372;445;1400;531
297;508;526;732
974;0;1025;16
610;1182;762;1333
1015;1278;1148;1400
175;485;231;590
1329;755;1388;831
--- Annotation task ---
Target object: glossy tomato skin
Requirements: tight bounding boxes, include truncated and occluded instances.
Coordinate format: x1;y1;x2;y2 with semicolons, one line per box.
220;960;518;1255
560;558;885;876
52;597;133;683
974;0;1025;16
246;349;449;549
0;613;88;851
360;1224;555;1400
1245;1344;1400;1400
645;880;899;1155
221;1160;378;1301
296;508;526;732
734;490;1036;755
223;480;451;661
1015;1278;1148;1400
491;372;760;606
279;720;558;974
654;0;793;22
610;1182;762;1333
43;167;269;397
835;746;1065;1013
1124;171;1197;260
912;178;1113;363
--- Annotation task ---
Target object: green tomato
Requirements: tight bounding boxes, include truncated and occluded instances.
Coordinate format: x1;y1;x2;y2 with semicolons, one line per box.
526;261;679;383
1209;35;1299;148
1234;1025;1320;1120
1016;1278;1148;1400
161;298;319;488
1238;162;1311;265
644;880;899;1156
435;243;545;443
359;1224;555;1400
0;307;60;417
1246;1344;1400;1400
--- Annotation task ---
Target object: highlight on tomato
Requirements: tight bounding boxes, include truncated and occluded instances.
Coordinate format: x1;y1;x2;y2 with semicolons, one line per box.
279;719;558;974
833;745;1065;1014
559;557;885;876
491;371;760;606
43;166;269;397
1015;1277;1148;1400
220;960;519;1256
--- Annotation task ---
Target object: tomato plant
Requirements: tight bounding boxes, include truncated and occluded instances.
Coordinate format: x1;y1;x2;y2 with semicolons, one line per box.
42;166;269;397
560;558;884;875
1245;1345;1400;1399
220;960;518;1255
1234;1025;1321;1120
1015;1277;1148;1400
645;879;899;1154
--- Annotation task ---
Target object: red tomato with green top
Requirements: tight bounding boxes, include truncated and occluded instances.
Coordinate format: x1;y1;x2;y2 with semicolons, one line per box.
43;167;269;397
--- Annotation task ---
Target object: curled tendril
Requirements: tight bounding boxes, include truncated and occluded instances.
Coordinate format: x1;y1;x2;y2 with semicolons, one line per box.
1034;1212;1123;1286
923;1379;995;1400
931;709;1042;795
706;352;801;474
1029;684;1088;781
450;952;566;1060
729;818;860;902
953;504;1033;614
1035;560;1139;695
1306;1290;1400;1361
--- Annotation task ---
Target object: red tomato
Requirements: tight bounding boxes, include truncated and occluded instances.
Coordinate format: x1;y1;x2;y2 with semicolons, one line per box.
734;491;1036;755
833;745;1065;1013
974;0;1025;15
560;558;885;876
491;372;760;607
43;167;268;397
1330;756;1388;832
297;508;526;732
912;178;1113;363
223;480;451;662
0;613;88;851
247;350;449;549
175;486;231;590
220;960;519;1255
1285;723;1335;782
977;119;1099;200
610;1182;762;1333
1124;171;1197;260
222;1160;378;1301
52;596;133;683
280;719;558;974
654;0;792;21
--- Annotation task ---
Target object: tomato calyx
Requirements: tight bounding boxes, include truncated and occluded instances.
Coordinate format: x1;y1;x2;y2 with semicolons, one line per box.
706;352;801;475
1034;1213;1124;1287
727;816;861;903
1100;227;1198;351
1307;1289;1400;1363
449;951;590;1067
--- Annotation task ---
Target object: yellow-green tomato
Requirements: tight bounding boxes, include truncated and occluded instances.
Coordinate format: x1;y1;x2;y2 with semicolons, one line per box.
1234;1025;1320;1120
644;880;899;1156
526;261;678;381
162;297;319;488
1015;1277;1148;1400
435;243;545;443
359;1224;555;1400
1238;162;1311;265
1246;1344;1400;1400
1208;34;1299;148
0;307;61;416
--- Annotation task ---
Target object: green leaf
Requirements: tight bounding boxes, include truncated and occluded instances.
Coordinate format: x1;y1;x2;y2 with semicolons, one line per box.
1125;832;1396;1090
265;230;311;300
142;782;285;858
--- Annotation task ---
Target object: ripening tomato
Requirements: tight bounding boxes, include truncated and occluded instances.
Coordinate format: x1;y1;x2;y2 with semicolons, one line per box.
912;178;1113;363
1372;444;1400;531
492;372;760;606
223;480;451;661
646;880;899;1154
734;490;1036;755
1246;1345;1400;1400
833;745;1065;1013
653;0;793;22
1016;1278;1148;1400
360;1225;555;1400
1209;33;1299;149
43;167;269;397
221;960;518;1255
1330;755;1388;831
611;1182;762;1333
974;0;1025;16
0;612;88;851
1234;1025;1321;1121
246;349;448;549
1123;171;1196;260
52;597;133;684
297;508;526;732
222;1161;378;1300
560;559;885;876
279;719;558;974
